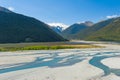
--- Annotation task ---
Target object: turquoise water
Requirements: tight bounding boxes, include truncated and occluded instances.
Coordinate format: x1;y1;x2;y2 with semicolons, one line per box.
89;53;120;76
0;53;85;74
0;49;120;77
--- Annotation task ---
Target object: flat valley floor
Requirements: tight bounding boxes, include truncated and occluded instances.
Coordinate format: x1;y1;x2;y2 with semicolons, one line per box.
0;41;120;80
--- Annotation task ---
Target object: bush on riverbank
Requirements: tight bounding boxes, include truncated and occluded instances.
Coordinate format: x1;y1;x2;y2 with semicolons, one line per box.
0;45;101;51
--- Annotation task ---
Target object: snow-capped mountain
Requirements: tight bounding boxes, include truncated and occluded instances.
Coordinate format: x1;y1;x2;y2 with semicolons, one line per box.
50;26;63;34
48;23;69;34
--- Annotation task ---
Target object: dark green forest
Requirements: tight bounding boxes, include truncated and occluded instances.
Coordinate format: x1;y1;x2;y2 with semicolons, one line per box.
0;11;66;43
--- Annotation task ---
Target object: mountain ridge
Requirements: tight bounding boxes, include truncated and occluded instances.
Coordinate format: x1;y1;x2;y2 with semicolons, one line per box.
62;21;93;39
0;6;66;43
65;17;120;42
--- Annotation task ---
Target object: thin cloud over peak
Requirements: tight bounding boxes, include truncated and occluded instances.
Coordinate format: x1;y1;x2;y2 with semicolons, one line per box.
48;23;69;30
106;15;119;19
8;6;14;11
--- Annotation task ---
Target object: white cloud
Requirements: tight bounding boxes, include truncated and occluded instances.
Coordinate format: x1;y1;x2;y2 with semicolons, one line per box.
47;23;69;30
76;21;85;24
8;7;14;11
106;15;119;19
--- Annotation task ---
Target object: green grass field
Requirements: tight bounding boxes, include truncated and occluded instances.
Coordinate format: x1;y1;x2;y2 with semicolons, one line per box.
0;42;101;51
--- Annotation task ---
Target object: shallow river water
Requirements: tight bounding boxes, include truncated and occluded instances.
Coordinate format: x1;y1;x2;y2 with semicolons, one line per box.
0;42;120;80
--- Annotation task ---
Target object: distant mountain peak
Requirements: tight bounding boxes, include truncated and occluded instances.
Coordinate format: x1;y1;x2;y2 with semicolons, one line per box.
62;21;94;37
0;6;12;13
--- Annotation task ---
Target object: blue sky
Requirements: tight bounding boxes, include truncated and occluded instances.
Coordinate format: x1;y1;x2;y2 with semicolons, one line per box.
0;0;120;25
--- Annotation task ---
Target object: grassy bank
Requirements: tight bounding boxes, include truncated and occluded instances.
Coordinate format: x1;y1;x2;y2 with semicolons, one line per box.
0;42;101;51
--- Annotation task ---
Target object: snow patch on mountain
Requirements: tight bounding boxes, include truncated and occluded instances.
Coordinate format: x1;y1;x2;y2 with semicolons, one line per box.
48;23;69;30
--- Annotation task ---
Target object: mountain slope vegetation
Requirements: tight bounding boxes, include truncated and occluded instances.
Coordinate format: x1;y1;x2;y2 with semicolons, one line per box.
74;18;116;39
62;21;93;39
63;17;120;42
0;7;66;43
86;18;120;41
